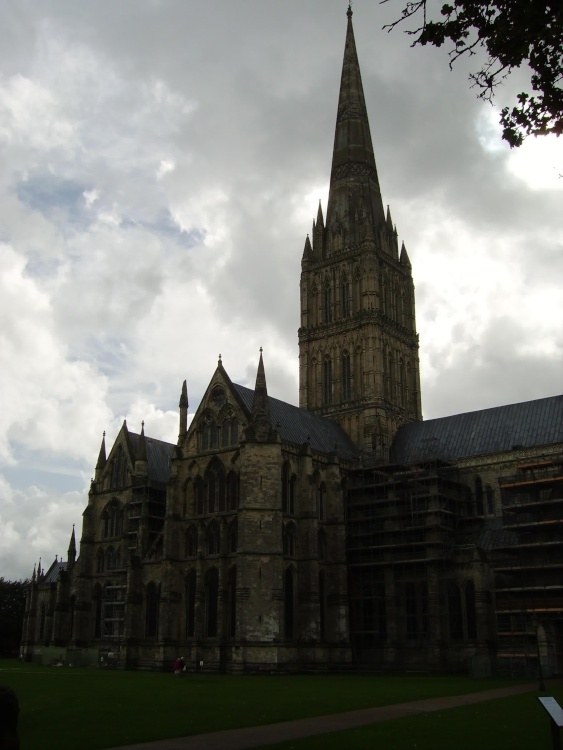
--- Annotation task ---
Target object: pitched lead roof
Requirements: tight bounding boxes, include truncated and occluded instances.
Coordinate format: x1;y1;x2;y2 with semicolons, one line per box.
128;432;176;484
390;395;563;464
233;384;359;461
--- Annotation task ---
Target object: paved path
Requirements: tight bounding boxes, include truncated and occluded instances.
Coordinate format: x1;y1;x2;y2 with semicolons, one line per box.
109;682;543;750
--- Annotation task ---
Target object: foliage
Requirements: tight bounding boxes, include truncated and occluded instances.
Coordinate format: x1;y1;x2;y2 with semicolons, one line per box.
0;661;524;750
0;579;28;656
383;1;563;146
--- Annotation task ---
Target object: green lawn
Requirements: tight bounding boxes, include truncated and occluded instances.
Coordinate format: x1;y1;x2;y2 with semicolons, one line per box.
0;659;549;750
259;690;563;750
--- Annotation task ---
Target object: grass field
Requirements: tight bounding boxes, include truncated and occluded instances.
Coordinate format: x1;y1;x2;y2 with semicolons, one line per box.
0;659;557;750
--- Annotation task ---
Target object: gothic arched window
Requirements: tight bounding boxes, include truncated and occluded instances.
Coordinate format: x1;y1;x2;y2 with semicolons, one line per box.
102;500;122;539
281;461;296;515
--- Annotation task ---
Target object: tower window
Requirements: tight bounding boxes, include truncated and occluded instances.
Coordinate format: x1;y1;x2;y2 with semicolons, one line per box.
341;278;351;317
324;285;332;323
342;351;352;401
323;357;332;405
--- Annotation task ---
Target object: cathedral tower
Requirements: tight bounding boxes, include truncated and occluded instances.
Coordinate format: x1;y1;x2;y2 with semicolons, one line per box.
298;6;422;457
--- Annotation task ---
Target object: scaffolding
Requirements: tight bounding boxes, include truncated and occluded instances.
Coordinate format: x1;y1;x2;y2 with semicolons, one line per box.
491;455;563;677
346;460;473;670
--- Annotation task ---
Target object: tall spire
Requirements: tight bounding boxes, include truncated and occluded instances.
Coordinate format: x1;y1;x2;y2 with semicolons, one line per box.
325;6;385;243
251;349;273;442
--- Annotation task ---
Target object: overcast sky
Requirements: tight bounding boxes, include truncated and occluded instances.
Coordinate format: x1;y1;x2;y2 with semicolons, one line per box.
1;1;561;581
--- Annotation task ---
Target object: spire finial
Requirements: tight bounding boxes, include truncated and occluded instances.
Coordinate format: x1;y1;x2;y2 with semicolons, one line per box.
347;3;352;19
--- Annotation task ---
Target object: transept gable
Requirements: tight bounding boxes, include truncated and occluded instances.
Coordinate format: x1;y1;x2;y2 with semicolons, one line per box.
98;421;175;491
184;360;251;455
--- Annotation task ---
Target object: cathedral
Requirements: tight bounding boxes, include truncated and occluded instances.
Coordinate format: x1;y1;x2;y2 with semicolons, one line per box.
22;8;563;677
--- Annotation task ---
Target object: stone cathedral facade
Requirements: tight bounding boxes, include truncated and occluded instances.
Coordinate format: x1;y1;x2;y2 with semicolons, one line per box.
22;9;563;677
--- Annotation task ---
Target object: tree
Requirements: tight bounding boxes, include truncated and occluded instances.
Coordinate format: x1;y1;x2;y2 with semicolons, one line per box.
383;1;563;146
0;579;28;657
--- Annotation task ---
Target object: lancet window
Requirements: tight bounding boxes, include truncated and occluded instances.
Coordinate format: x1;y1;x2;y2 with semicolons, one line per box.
281;461;296;515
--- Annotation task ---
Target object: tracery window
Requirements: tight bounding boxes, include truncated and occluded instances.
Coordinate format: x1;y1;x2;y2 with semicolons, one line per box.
109;447;129;490
206;459;227;513
102;500;123;539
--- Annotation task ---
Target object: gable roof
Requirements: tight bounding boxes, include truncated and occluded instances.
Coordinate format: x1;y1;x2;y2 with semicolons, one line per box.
43;559;67;583
233;384;359;461
127;432;176;483
390;395;563;464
